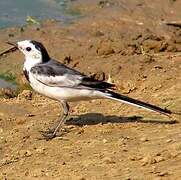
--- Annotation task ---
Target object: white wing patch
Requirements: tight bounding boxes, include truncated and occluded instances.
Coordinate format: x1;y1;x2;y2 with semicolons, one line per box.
31;72;83;87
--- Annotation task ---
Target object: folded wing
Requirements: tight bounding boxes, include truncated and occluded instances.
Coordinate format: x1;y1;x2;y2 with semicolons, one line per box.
30;60;114;89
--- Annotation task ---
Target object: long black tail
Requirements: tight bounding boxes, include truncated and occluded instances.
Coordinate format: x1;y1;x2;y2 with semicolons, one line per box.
105;90;173;116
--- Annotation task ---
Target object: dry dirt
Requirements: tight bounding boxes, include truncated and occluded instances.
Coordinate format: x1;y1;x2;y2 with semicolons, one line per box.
0;0;181;179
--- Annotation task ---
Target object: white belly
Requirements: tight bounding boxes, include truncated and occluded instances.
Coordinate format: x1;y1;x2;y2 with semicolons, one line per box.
29;73;105;102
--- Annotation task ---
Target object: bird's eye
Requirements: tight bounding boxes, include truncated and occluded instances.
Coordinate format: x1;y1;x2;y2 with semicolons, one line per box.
26;47;32;52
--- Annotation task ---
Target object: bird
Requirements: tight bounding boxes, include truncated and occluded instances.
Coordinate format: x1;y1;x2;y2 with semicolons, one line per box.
7;40;176;140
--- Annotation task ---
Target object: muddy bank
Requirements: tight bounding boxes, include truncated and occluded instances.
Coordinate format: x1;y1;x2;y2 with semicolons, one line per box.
0;0;181;179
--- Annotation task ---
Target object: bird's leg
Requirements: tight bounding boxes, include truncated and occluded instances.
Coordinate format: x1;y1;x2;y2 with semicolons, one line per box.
41;101;69;140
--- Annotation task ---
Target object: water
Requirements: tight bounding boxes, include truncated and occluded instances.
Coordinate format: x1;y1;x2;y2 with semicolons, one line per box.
0;1;80;90
0;79;17;90
0;0;79;28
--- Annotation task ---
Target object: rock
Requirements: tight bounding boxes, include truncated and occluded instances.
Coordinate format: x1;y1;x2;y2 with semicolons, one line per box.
77;177;86;180
141;154;156;166
158;171;169;176
75;129;84;135
90;71;106;81
92;30;104;37
0;88;16;98
166;139;172;143
35;148;45;154
103;157;116;164
18;90;32;100
96;40;115;56
154;156;164;163
25;113;35;117
102;139;108;143
62;161;66;165
140;137;149;142
122;81;136;94
19;150;33;157
0;128;3;133
98;0;113;8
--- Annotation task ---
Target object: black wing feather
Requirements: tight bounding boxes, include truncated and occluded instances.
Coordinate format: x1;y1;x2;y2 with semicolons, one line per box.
80;77;115;89
30;60;114;89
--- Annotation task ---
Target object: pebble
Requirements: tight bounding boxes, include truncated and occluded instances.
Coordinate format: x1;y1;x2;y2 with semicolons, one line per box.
35;148;45;154
19;150;33;157
25;113;35;117
103;157;116;164
154;156;164;163
75;129;84;135
0;112;4;116
18;90;32;100
0;128;3;133
102;139;108;143
96;40;115;56
129;155;142;161
158;171;169;176
141;155;156;166
166;139;172;143
0;88;16;98
78;177;86;180
140;137;149;142
122;147;128;152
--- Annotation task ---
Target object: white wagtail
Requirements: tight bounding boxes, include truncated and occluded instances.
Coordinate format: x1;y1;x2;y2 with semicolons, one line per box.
7;40;177;140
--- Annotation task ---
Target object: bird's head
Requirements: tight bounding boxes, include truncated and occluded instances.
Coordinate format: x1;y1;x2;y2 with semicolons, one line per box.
7;40;50;64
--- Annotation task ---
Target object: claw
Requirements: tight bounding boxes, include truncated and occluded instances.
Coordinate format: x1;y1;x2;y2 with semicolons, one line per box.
39;130;56;140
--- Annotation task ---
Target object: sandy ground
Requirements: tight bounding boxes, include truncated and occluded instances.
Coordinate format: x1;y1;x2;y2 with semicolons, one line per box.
0;0;181;179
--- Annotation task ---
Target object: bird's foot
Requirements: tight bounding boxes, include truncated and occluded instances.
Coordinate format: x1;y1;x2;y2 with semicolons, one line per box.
39;130;56;140
39;127;70;140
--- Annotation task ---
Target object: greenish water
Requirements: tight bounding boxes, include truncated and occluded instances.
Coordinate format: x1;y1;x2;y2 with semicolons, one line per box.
0;72;17;90
0;79;17;89
0;0;79;28
0;0;80;90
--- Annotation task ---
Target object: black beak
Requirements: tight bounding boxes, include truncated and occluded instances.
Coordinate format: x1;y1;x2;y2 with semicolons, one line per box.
6;41;18;48
0;42;18;57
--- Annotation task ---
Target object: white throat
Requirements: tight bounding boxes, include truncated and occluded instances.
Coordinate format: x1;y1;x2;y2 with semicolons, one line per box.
23;57;42;71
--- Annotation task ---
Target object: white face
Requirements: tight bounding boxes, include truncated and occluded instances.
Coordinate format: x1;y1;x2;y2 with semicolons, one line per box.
18;40;43;71
17;40;42;60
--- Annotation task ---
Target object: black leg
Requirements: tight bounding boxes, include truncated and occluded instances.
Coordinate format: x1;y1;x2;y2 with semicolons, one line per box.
41;101;69;140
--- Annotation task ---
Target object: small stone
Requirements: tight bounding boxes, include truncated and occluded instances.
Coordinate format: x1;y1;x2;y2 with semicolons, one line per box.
92;30;104;37
102;139;108;143
8;33;14;37
24;171;29;176
62;161;66;165
103;157;116;164
129;156;136;161
79;177;86;180
25;113;35;117
166;139;172;143
35;148;45;154
122;148;128;152
0;128;3;133
24;150;32;157
1;88;16;98
19;150;32;157
140;137;149;142
128;155;142;161
158;171;169;176
0;112;4;116
154;156;164;163
96;40;115;56
141;155;156;166
75;129;84;135
16;118;26;125
18;90;32;100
